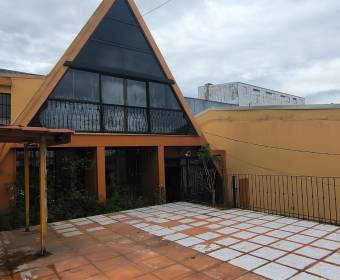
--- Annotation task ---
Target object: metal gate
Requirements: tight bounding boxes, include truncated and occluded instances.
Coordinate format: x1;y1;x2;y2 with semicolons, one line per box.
231;174;340;225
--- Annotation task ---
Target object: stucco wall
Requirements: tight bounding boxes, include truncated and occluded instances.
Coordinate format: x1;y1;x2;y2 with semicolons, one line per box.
196;107;340;177
10;77;45;122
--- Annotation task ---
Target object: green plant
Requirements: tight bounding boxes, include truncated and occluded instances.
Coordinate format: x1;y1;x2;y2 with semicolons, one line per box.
197;144;222;207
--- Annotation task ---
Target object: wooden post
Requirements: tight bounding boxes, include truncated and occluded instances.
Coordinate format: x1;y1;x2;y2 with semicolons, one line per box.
39;137;47;256
157;146;166;204
24;144;30;232
97;146;106;203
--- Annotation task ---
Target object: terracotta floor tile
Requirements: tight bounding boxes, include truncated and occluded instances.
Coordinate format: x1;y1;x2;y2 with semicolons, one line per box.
54;256;89;273
235;272;266;280
139;255;175;271
134;274;161;280
153;264;193;280
59;264;100;280
86;249;120;262
183;254;221;271
125;248;159;262
105;263;145;280
181;273;215;280
93;256;129;273
156;244;198;261
203;263;246;280
182;227;208;236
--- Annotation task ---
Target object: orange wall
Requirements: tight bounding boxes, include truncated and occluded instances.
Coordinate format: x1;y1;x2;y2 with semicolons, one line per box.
196;107;340;177
10;77;45;122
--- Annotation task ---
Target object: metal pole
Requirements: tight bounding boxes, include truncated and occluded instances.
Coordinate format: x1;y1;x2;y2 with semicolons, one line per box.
39;136;47;256
24;144;30;232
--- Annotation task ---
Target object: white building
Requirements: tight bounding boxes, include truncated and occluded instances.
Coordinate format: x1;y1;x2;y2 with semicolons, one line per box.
198;82;305;106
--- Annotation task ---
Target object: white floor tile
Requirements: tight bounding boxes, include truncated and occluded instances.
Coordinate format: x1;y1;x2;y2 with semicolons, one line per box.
276;253;316;269
219;220;237;226
191;221;209;227
325;252;340;265
287;234;317;245
324;232;340;242
248;226;272;234
232;216;251;222
294;246;331;260
196;232;221;241
249;235;278;245
290;272;324;280
206;217;222;223
208;248;243;261
251;247;286;260
230;241;261;253
98;220;117;225
74;220;94;226
86;226;105;232
192;243;221;253
311;239;340;250
170;225;192;231
206;224;223;230
301;229;328;238
281;225;305;233
62;230;83;237
261;215;282;222
151;228;176;237
263;222;285;229
232;223;254;230
276;217;299;225
179;218;195;224
69;218;89;223
245;213;265;219
247;219;268;225
175;237;204;247
163;233;188;241
293;221;319;228
133;223;149;229
214;237;240;246
229;254;268;270
313;224;338;232
217;227;239;235
232;231;257;240
307;262;340;280
266;230;293;239
53;223;74;230
271;240;303;251
254;262;297;280
57;227;78;234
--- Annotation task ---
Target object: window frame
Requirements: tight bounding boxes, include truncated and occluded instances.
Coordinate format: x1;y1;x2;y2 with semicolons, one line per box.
0;93;11;125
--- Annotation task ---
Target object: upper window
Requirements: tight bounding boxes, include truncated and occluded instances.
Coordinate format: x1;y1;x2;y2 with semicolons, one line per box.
52;69;100;102
127;79;146;107
0;93;10;125
101;75;124;105
149;83;180;110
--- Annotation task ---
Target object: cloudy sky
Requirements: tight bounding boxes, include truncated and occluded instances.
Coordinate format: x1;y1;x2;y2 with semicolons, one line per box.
1;0;340;103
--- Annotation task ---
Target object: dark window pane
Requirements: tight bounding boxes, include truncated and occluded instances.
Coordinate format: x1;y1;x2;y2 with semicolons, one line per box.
106;0;137;24
149;83;180;109
103;104;125;132
101;76;124;105
127;107;148;132
0;93;10;125
52;69;99;102
75;41;165;79
127;80;146;107
93;19;150;51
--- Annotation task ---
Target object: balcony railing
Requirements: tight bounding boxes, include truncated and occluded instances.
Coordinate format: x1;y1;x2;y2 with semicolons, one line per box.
31;99;195;135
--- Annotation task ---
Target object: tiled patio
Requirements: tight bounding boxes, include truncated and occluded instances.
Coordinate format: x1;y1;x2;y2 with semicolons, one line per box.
1;202;340;279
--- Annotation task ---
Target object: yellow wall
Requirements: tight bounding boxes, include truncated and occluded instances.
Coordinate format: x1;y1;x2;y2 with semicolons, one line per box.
196;107;340;177
10;77;45;122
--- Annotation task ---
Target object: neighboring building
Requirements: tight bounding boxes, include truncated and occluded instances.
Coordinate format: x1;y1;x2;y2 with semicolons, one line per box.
0;0;224;210
198;82;305;106
185;97;236;115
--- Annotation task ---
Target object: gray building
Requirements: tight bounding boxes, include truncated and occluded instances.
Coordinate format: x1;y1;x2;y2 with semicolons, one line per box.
185;97;235;115
198;82;305;106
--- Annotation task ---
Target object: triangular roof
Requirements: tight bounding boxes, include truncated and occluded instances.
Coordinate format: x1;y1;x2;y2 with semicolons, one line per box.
14;0;203;136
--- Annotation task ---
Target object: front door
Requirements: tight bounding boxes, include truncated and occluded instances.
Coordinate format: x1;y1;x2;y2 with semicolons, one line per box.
165;159;181;203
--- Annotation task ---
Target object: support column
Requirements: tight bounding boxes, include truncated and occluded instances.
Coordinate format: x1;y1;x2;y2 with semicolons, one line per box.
157;146;166;204
97;146;106;203
39;137;47;256
24;144;30;232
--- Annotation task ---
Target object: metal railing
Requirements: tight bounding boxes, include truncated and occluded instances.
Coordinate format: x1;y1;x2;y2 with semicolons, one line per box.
30;99;195;135
230;174;340;225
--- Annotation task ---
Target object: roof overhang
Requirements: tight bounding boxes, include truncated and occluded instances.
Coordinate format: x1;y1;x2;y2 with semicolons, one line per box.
0;126;74;146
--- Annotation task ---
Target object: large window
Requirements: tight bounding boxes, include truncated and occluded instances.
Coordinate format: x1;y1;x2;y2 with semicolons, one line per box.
0;93;10;125
31;69;195;135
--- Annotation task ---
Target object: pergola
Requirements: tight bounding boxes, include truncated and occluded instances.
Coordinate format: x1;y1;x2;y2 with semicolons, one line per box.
0;125;74;255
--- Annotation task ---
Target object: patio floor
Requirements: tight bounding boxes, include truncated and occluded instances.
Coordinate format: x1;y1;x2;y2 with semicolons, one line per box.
1;202;340;279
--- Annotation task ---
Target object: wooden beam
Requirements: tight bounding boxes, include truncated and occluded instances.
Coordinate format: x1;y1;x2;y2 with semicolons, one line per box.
97;146;106;203
24;144;30;232
39;137;47;256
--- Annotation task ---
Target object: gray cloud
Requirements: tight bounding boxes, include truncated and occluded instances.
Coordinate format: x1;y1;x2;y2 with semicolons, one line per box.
1;0;340;104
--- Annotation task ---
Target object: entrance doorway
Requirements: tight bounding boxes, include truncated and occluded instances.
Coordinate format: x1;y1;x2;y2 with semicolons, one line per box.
165;159;181;203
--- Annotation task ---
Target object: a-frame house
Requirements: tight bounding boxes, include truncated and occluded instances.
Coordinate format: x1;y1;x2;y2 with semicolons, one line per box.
0;0;206;205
